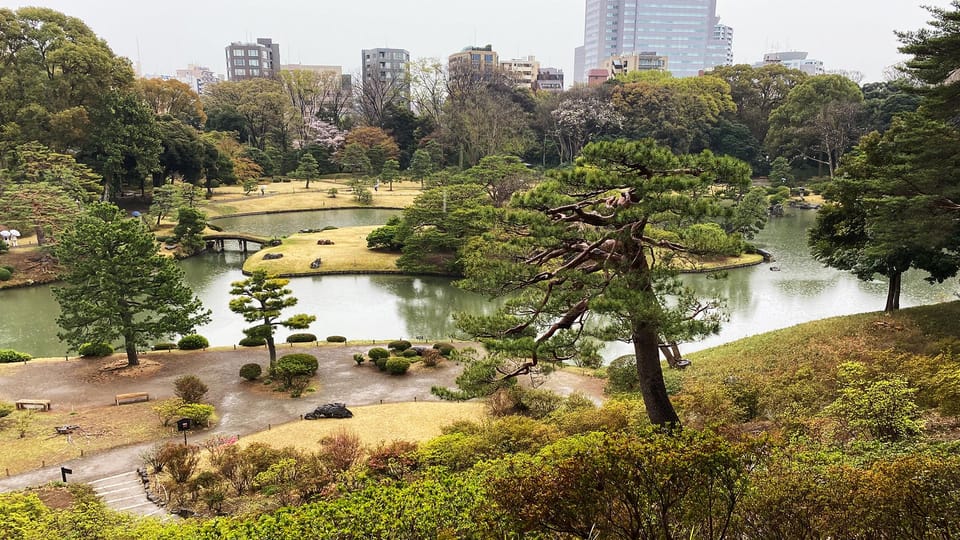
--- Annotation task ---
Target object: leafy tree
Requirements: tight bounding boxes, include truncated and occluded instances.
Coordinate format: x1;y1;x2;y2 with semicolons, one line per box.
825;362;923;442
453;154;538;207
291;153;320;188
173;374;208;404
380;158;400;191
769;155;794;184
338;143;372;176
154;116;204;186
203;79;295;150
708;63;807;143
173;206;207;255
148;183;182;226
809;113;960;311
228;270;316;369
53;203;211;366
443;83;535;168
861;81;921;134
551;96;623;163
407;148;435;188
0;168;83;246
456;140;752;426
1;142;101;202
137;78;206;128
897;1;960;122
343;126;400;174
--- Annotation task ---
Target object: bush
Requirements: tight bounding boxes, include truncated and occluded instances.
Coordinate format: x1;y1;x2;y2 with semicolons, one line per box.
0;349;31;363
274;353;319;387
177;403;216;427
240;363;262;381
0;402;14;419
326;335;347;343
353;353;365;365
152;342;177;351
1;265;13;273
825;362;923;442
385;357;411;375
402;349;419;358
375;357;389;371
388;340;412;352
174;375;208;404
285;333;317;343
433;342;455;356
239;336;266;347
178;334;209;350
78;342;113;357
0;267;11;281
605;355;640;394
421;349;442;367
368;347;390;360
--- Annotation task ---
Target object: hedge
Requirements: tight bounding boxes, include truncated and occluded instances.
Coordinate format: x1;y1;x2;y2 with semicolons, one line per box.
178;334;209;350
385;357;411;375
0;349;31;363
78;342;114;357
326;335;347;343
286;333;317;343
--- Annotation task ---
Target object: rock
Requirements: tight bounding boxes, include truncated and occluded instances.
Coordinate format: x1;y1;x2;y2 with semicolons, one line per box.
310;258;322;269
316;239;334;245
304;402;353;420
262;253;283;260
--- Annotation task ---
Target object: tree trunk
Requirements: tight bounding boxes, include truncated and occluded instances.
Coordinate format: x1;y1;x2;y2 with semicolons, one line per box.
266;334;277;370
124;337;140;366
633;325;680;426
885;271;902;312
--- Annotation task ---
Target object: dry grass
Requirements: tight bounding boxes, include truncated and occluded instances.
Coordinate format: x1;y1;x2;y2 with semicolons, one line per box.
202;178;422;217
0;401;169;475
242;225;400;275
237;401;487;451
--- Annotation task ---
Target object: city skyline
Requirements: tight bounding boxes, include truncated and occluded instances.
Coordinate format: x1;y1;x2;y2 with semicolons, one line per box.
2;0;952;84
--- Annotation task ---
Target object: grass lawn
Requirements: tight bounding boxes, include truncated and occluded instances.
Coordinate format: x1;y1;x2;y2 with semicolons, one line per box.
237;401;487;451
242;225;400;275
203;178;422;218
0;401;169;476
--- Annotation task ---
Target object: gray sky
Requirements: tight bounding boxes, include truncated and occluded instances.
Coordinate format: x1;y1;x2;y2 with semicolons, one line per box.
3;0;952;83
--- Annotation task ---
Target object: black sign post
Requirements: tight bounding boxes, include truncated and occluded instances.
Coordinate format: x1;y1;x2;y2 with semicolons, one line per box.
176;418;191;445
60;466;72;483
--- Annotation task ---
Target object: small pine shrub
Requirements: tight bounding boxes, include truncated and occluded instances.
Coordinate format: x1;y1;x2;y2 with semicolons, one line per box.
375;357;388;371
353;353;365;365
433;342;455;356
0;349;31;363
275;353;319;387
239;336;266;347
78;342;114;358
388;340;412;352
286;333;317;343
368;347;390;360
152;342;178;351
178;334;209;350
385;357;411;375
240;363;262;381
0;268;11;281
174;375;208;404
402;349;419;358
326;335;347;343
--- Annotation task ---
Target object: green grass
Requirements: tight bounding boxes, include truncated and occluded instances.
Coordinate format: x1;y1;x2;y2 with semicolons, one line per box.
243;226;400;276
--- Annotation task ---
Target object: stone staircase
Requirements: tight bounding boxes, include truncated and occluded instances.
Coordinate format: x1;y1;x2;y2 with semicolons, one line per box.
88;470;169;519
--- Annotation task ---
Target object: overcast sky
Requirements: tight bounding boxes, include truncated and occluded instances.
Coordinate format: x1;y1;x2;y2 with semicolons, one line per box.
3;0;952;84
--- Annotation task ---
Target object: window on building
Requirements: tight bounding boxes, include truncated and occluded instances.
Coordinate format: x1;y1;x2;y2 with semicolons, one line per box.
249;58;259;66
233;58;245;66
247;49;257;56
251;69;260;76
232;49;243;56
235;68;246;76
484;55;493;62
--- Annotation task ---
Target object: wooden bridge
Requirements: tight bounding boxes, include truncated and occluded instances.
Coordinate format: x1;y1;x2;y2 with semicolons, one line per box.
202;232;273;253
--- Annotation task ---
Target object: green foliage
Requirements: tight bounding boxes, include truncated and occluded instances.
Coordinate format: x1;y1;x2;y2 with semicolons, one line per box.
0;268;11;281
239;336;266;347
825;361;923;442
0;241;7;255
77;342;113;357
325;335;346;343
174;375;208;404
374;356;389;371
388;340;411;352
402;348;419;358
177;334;209;350
285;333;317;343
173;206;208;255
366;215;404;250
353;353;365;365
177;403;216;427
432;351;517;401
239;363;262;381
385;357;411;375
326;187;338;198
0;350;31;363
274;353;319;388
367;347;390;360
0;402;14;419
605;355;641;394
433;342;455;356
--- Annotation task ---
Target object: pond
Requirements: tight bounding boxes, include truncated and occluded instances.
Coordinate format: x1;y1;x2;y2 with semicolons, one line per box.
0;209;956;359
210;208;401;238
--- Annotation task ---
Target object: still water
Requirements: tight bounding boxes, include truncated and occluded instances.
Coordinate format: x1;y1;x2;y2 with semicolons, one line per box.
210;208;401;238
1;210;956;358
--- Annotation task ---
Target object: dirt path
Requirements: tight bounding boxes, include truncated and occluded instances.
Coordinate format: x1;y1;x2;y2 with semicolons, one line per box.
0;345;607;491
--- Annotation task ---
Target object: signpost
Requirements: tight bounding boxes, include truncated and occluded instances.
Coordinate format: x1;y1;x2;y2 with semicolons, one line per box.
176;418;191;445
60;466;72;483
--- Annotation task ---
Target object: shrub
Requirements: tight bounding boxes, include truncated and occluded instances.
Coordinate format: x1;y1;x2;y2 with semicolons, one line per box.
385;357;411;375
326;335;347;343
0;402;14;419
825;361;923;442
1;265;13;273
78;342;113;357
174;375;208;404
515;387;565;419
239;336;266;347
178;403;216;426
433;342;455;356
178;334;209;350
152;342;177;351
375;357;388;371
353;353;365;365
368;347;390;360
327;187;338;198
274;353;319;387
366;440;419;479
240;363;262;381
605;355;640;394
421;349;442;367
0;267;11;281
157;442;200;484
388;340;412;352
402;348;419;358
285;333;317;343
0;349;31;363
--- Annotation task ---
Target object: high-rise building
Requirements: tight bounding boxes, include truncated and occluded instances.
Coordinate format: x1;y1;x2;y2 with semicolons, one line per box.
361;47;411;103
574;0;733;82
225;38;280;81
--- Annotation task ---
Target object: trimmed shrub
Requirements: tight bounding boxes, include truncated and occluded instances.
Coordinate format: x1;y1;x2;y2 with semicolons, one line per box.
375;357;388;371
152;342;177;351
78;342;114;358
174;375;208;404
353;353;365;365
388;340;412;352
433;342;455;356
368;347;390;360
240;363;262;381
402;348;419;358
177;403;216;426
421;349;442;367
178;334;209;350
275;353;319;387
0;349;31;363
385;357;411;375
0;401;15;419
239;336;266;347
0;268;11;281
1;265;13;273
286;333;317;343
326;335;347;343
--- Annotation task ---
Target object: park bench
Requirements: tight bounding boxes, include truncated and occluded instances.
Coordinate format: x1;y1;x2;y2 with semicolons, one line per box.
15;399;51;411
115;392;149;406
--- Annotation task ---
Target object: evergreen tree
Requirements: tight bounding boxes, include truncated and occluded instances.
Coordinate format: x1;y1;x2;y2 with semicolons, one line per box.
291;153;320;188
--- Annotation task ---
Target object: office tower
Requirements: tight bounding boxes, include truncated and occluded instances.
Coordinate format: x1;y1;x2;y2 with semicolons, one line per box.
361;48;411;104
225;38;280;81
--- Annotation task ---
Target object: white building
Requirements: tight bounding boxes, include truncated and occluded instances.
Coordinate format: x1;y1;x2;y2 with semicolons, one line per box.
754;51;824;75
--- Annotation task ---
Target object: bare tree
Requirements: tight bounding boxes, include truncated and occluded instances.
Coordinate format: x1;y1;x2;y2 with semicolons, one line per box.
408;57;447;129
354;70;409;127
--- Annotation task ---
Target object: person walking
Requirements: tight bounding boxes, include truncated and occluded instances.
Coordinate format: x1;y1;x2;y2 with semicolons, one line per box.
10;229;20;247
0;228;9;246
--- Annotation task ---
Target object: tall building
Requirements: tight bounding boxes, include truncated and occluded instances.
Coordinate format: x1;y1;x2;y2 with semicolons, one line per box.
501;55;541;90
448;45;500;78
754;51;825;75
574;0;733;82
225;38;280;81
361;48;410;100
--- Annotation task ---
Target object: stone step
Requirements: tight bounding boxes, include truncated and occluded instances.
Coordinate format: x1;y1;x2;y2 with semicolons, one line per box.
88;470;171;519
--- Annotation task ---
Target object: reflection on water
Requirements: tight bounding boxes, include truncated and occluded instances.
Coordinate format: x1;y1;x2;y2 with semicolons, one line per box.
211;208;401;238
2;209;957;358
